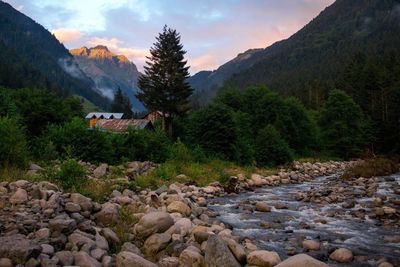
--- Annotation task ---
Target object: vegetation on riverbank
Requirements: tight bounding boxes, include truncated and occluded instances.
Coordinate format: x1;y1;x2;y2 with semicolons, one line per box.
341;157;400;180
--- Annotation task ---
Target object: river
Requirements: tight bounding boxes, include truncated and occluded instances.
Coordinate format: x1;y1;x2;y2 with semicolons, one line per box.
208;173;400;266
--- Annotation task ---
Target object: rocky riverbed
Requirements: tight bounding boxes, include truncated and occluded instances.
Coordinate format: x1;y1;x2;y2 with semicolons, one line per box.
0;161;398;266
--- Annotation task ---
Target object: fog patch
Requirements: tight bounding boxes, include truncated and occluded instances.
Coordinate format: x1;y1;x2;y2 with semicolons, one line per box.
58;57;85;79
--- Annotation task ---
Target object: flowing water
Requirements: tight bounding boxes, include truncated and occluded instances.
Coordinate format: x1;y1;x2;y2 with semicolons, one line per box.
208;174;400;266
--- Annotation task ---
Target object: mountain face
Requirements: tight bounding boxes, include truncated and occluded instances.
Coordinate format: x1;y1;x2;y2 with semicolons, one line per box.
70;46;144;111
188;48;264;104
0;1;109;109
190;0;400;106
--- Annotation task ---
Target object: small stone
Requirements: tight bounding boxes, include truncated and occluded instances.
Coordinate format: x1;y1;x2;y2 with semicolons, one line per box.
35;228;50;239
40;244;54;255
10;188;28;204
302;240;320;251
159;256;179;267
255;202;271;212
55;251;73;266
143;233;171;256
93;163;108;178
275;253;328;267
65;202;81;213
0;258;12;267
329;248;353;263
90;248;106;261
167;201;191;216
74;251;101;267
116;251;157;267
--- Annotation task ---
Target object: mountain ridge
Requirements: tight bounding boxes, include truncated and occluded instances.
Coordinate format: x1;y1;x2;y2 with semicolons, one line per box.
0;1;110;109
70;45;144;111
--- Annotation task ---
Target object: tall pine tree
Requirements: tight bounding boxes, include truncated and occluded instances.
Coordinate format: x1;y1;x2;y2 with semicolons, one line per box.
111;88;133;119
137;25;192;136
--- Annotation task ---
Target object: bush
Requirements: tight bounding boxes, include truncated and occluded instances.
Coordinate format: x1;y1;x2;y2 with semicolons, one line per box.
44;159;87;190
255;125;293;167
0;117;29;168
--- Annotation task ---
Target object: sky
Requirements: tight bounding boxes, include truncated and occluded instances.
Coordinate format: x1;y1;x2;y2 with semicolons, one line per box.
5;0;335;74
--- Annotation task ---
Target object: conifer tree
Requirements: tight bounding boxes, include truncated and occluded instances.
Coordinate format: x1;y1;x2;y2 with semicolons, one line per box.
111;88;133;119
137;25;192;136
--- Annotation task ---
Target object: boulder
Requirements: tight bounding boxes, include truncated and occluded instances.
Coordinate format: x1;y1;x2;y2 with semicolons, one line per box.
302;240;320;251
93;163;108;178
95;202;120;225
70;193;93;211
247;250;281;267
179;246;204;267
204;235;241;267
116;251;157;267
134;212;174;238
143;233;171;256
74;251;102;267
255;202;271;212
275;254;328;267
329;248;353;263
10;188;28;204
167;201;191;216
0;234;42;262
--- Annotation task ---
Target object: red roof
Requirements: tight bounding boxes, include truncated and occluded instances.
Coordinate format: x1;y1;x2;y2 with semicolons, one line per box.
95;119;152;132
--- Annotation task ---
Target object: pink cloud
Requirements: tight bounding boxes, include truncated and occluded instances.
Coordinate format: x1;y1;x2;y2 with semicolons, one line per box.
53;28;83;43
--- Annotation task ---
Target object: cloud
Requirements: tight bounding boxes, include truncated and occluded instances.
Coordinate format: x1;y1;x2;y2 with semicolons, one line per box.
53;28;83;43
189;54;219;73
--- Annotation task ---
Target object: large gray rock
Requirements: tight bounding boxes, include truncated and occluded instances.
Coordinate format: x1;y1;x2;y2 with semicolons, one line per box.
116;251;158;267
275;254;328;267
0;234;42;262
10;188;28;204
74;251;102;267
134;212;174;238
247;250;281;267
204;235;241;267
93;163;108;178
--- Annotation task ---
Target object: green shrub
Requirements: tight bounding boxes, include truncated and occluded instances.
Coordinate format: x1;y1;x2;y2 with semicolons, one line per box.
0;117;29;168
255;125;293;167
44;159;87;190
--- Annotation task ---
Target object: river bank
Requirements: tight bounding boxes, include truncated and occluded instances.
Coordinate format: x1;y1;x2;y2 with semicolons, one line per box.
0;160;398;266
